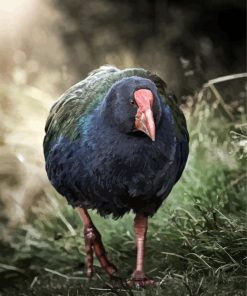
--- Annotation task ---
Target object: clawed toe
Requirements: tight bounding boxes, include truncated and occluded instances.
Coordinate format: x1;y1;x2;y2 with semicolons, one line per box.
107;263;118;275
86;268;94;278
127;271;157;287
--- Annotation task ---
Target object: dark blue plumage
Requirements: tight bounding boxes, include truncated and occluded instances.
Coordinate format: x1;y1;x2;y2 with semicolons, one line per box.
44;66;189;218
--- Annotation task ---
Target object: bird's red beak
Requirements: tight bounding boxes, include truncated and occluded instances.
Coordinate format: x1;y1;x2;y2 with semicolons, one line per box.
134;89;155;141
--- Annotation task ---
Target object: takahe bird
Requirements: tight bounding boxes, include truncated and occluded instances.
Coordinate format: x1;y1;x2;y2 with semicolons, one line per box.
43;66;189;286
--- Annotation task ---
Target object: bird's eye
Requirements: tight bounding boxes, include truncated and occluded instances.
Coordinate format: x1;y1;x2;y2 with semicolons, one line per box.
130;99;135;105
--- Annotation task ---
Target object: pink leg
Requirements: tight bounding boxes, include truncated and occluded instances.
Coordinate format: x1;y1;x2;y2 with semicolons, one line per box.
128;214;155;287
78;208;117;277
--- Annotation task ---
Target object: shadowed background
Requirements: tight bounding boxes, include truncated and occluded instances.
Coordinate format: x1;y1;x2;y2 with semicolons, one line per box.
0;0;246;295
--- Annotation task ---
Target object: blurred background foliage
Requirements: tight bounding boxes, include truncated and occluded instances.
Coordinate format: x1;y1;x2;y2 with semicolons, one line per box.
0;0;246;295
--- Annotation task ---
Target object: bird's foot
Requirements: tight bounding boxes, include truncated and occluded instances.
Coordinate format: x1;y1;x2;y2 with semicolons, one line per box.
84;225;117;277
127;270;157;287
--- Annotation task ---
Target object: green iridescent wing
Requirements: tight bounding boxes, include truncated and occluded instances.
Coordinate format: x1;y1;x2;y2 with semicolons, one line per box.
44;66;121;156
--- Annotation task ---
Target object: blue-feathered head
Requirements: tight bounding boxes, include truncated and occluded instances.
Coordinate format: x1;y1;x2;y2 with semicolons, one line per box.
102;76;162;141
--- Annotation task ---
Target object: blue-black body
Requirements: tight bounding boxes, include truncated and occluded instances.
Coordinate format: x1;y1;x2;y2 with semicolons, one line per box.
44;66;189;218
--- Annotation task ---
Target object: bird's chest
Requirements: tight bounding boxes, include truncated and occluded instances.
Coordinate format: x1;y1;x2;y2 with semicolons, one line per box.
83;135;176;197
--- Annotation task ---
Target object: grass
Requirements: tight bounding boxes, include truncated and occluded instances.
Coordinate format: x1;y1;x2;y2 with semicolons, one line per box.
0;81;246;295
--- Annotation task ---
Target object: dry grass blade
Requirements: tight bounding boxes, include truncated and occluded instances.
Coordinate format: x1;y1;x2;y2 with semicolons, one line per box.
161;252;188;261
208;84;234;120
44;268;85;280
203;73;247;87
30;276;38;289
0;263;25;273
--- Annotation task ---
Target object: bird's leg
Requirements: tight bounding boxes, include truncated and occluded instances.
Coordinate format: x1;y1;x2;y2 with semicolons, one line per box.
78;208;117;277
78;208;94;277
128;214;155;287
